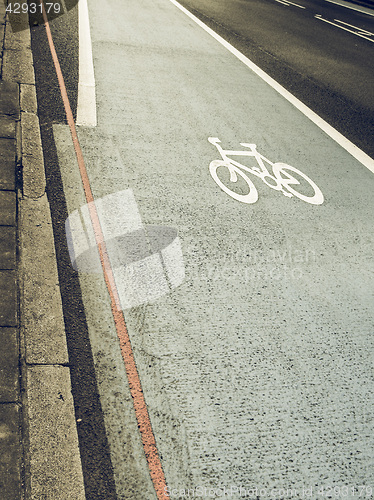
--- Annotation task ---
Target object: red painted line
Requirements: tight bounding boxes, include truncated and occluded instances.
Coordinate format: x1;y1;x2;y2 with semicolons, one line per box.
40;3;167;497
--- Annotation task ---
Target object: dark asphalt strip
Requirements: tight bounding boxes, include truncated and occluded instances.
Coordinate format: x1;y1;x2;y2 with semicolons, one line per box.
29;8;78;124
29;10;118;500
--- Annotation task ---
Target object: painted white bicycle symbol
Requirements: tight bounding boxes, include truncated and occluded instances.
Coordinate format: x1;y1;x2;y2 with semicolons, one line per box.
208;137;324;205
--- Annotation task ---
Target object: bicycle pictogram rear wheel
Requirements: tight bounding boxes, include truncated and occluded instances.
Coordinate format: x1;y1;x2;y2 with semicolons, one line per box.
272;163;324;205
209;160;258;204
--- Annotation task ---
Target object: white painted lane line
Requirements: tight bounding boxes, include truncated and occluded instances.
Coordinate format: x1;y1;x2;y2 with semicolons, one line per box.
167;0;374;173
76;0;97;126
283;0;306;9
325;0;374;17
275;0;290;6
335;19;374;37
315;14;374;43
274;0;306;8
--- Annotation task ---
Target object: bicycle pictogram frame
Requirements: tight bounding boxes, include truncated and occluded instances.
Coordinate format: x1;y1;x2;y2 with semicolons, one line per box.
208;137;324;205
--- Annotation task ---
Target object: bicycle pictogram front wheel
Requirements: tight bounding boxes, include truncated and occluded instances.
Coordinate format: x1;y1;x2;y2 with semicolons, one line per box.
272;163;324;205
209;160;258;204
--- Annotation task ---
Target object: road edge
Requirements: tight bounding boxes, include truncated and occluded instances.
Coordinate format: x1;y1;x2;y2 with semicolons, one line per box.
169;0;374;171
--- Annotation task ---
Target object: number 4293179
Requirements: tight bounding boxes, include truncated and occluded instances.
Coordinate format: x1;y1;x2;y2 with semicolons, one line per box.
5;2;61;14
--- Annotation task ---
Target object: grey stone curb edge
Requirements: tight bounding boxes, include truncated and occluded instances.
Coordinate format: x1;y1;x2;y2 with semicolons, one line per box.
3;12;86;500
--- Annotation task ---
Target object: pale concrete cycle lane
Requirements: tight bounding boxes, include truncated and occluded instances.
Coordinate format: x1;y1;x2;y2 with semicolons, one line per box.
53;0;374;496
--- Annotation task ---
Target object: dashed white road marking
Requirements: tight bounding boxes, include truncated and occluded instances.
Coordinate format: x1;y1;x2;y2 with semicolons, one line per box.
283;0;306;8
76;0;97;126
274;0;306;8
275;0;291;6
335;19;374;36
315;14;374;43
167;0;374;174
325;0;374;17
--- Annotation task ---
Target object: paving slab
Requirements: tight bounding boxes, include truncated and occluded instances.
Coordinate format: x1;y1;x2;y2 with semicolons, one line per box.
4;22;31;51
0;226;16;269
2;46;35;85
20;84;38;114
20;195;69;364
0;137;16;190
5;10;29;36
21;112;45;198
0;328;19;403
0;115;16;139
27;365;85;500
0;404;22;500
0;270;17;326
0;81;20;119
0;191;16;226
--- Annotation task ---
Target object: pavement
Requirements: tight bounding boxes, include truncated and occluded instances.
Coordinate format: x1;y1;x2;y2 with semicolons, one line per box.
0;4;86;499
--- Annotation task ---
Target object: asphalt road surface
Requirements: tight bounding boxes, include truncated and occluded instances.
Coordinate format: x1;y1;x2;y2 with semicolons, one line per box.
30;0;374;498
